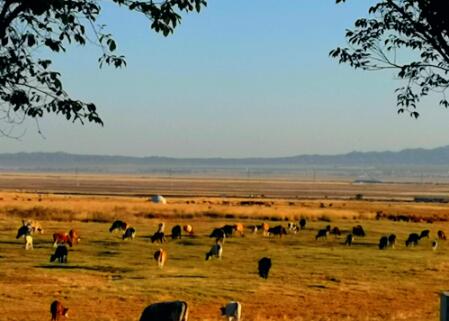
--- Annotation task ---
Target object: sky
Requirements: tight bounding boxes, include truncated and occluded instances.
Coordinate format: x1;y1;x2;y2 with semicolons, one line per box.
2;0;449;158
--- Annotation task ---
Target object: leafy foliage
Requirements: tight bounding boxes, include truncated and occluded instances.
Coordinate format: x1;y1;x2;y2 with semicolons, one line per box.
331;0;449;118
0;0;206;135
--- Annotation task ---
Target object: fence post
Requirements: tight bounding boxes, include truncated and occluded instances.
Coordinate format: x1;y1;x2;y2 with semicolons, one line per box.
441;292;449;321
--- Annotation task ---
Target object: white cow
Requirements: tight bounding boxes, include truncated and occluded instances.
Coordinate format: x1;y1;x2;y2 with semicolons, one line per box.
220;301;241;321
25;235;33;250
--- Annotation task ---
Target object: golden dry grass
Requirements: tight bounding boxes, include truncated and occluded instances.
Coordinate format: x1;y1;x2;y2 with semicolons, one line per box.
0;180;449;320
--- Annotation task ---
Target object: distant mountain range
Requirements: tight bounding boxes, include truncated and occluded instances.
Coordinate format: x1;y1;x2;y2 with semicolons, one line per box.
1;145;449;173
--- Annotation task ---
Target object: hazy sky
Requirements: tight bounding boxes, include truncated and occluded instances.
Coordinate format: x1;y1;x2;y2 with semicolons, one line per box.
2;0;449;158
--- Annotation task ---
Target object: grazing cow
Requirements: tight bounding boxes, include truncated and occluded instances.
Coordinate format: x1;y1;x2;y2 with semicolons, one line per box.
50;245;68;263
260;223;270;236
154;249;167;268
330;227;341;237
16;224;32;239
268;225;287;237
438;230;447;240
432;240;438;251
25;235;33;250
388;234;397;248
220;301;242;321
419;229;430;239
344;234;353;246
206;242;223;260
122;227;136;240
68;229;80;245
221;225;236;238
248;225;258;233
139;301;189;321
299;218;306;230
287;223;299;234
183;224;194;236
53;232;73;248
258;257;272;279
315;228;329;240
352;225;366;237
151;232;166;243
157;223;166;233
234;223;244;236
109;220;128;233
172;225;182;240
406;233;420;247
210;228;226;243
379;236;389;250
50;300;69;321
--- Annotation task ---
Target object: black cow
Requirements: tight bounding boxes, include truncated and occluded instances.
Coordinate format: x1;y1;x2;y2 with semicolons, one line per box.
315;228;329;240
330;227;341;237
388;234;397;248
438;230;447;240
352;225;366;237
344;234;353;246
379;236;389;250
151;232;166;243
221;225;236;237
419;229;430;239
268;225;287;237
210;228;226;242
406;233;420;247
16;224;32;239
109;220;128;233
139;301;189;321
50;245;68;263
299;218;306;230
171;225;182;240
122;227;136;240
258;257;272;279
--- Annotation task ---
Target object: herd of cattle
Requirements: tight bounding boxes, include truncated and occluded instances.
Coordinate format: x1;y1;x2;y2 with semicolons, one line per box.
14;216;447;320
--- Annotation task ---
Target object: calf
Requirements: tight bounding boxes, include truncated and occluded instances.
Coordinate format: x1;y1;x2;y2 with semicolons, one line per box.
154;249;167;268
299;218;306;230
352;225;366;237
139;301;188;321
50;245;68;263
406;233;420;247
151;232;166;243
432;240;438;251
206;242;223;261
379;236;389;250
258;257;272;279
50;300;69;321
315;228;329;240
122;227;136;240
268;225;287;238
388;234;397;248
438;230;447;240
344;234;353;246
25;235;33;250
183;224;194;236
287;223;299;234
220;301;241;321
419;229;430;239
172;225;182;240
109;220;128;233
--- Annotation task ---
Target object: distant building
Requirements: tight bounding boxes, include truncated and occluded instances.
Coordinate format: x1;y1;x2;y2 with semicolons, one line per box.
150;195;167;204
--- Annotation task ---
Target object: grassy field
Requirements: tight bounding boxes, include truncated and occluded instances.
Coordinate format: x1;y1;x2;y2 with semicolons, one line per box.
1;183;449;320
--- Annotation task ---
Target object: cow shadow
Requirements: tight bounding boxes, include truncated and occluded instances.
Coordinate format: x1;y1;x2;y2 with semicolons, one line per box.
158;274;207;279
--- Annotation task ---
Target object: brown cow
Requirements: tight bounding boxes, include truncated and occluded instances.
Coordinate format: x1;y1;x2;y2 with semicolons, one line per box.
53;229;80;247
50;300;69;321
183;224;194;236
261;223;269;236
154;248;167;268
234;223;244;236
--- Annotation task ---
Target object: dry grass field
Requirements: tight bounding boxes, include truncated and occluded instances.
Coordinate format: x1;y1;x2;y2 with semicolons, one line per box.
1;175;449;320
